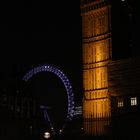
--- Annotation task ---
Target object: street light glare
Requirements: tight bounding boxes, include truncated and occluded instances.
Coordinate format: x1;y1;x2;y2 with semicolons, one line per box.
44;132;51;139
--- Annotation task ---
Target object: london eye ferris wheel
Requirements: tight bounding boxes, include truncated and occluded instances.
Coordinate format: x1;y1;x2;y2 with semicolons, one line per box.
22;64;75;136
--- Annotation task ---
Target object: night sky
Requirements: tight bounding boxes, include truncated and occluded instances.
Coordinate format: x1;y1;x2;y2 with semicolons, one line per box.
1;1;139;104
0;0;83;105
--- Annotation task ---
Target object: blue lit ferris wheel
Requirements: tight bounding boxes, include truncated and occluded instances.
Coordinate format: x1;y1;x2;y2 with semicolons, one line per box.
22;64;75;129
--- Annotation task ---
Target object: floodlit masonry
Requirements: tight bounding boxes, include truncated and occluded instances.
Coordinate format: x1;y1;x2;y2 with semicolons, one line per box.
81;0;112;135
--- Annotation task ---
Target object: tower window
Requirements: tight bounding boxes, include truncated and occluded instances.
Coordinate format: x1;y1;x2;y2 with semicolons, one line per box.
117;99;124;107
131;97;137;106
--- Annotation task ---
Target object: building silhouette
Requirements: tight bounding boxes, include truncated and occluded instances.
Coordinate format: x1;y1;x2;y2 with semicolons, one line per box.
81;0;140;138
0;89;39;140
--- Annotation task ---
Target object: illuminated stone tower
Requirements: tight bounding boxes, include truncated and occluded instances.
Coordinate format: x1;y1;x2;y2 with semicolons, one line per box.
80;0;112;135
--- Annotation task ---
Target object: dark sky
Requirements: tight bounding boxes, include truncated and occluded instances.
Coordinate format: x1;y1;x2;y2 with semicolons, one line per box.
0;0;83;104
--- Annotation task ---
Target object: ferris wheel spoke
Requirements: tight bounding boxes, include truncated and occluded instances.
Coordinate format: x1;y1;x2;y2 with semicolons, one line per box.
40;105;55;132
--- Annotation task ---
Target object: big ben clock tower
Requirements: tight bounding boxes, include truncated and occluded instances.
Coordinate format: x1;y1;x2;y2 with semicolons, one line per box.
81;0;112;136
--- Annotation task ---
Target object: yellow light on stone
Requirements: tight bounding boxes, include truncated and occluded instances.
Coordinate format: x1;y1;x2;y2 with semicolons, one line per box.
81;1;112;136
